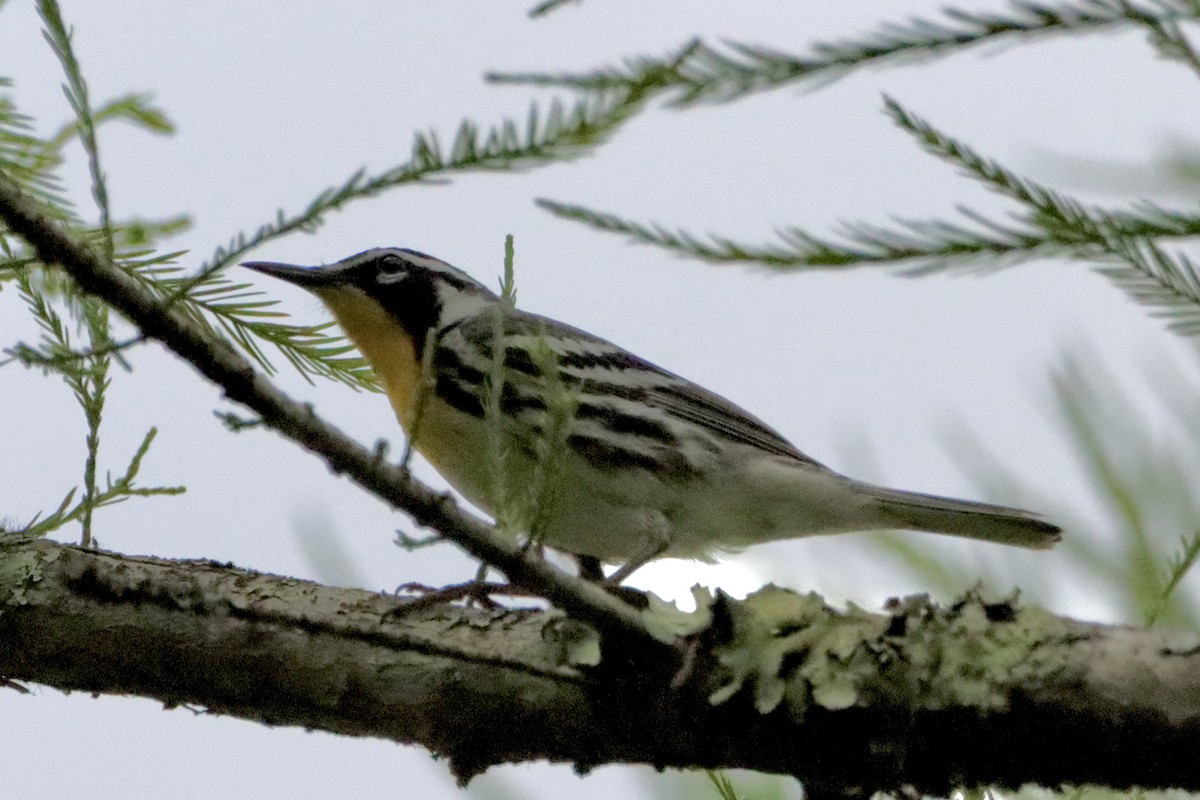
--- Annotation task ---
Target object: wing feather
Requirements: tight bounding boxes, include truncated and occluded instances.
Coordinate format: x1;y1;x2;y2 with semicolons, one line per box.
468;312;820;466
646;382;819;465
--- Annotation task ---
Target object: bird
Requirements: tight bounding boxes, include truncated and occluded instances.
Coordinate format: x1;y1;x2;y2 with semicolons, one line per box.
243;247;1060;582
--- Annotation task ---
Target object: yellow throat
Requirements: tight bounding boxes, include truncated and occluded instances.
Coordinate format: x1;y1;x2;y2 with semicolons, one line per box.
316;286;424;430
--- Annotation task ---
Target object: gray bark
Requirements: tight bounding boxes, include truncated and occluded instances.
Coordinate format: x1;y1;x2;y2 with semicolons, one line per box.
4;538;1200;798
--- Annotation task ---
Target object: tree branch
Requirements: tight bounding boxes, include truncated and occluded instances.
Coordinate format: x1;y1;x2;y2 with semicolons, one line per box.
4;538;1200;796
0;175;655;650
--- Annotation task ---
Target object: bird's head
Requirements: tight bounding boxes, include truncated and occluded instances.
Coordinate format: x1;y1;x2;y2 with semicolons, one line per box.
243;247;498;351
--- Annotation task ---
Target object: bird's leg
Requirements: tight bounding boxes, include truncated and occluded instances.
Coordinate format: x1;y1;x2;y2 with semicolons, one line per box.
572;554;649;607
576;554;605;581
520;538;545;557
605;511;671;585
604;544;664;585
391;579;524;613
392;562;517;613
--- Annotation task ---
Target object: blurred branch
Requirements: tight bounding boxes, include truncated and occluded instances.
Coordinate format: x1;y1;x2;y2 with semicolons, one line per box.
528;0;580;17
1147;531;1200;625
878;349;1200;628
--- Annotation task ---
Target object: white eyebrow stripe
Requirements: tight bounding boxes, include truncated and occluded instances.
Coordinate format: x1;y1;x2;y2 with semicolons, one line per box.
337;247;487;291
394;248;451;270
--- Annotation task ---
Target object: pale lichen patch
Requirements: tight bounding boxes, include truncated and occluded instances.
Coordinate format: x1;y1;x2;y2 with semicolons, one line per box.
659;584;1074;717
0;541;56;608
708;585;889;714
878;591;1073;711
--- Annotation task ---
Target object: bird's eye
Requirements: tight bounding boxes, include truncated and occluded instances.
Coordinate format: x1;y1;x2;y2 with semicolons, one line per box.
374;254;409;283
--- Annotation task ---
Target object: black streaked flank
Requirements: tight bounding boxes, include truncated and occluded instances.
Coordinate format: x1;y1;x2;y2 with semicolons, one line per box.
567;435;699;479
575;402;678;445
499;385;547;417
433;343;550;421
434;345;487;388
432;345;487;419
503;346;542;377
434;373;485;419
433;381;547;422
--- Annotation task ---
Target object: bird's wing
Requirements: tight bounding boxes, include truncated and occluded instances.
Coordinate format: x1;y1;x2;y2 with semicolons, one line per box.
644;380;821;466
484;312;822;467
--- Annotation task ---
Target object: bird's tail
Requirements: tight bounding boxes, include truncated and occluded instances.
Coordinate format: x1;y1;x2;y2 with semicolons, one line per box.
864;484;1061;549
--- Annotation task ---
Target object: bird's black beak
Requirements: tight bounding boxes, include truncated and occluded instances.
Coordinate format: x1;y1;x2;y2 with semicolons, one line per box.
242;261;347;289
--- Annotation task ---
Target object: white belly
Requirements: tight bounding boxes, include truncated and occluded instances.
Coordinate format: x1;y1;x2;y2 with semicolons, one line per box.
408;399;877;564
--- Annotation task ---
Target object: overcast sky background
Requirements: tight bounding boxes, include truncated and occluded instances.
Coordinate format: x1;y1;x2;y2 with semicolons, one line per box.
4;2;1200;798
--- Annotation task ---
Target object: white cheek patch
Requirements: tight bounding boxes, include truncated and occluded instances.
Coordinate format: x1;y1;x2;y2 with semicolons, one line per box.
435;285;494;328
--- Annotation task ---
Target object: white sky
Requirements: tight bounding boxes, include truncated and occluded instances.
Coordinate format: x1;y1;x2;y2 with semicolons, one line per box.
3;2;1199;798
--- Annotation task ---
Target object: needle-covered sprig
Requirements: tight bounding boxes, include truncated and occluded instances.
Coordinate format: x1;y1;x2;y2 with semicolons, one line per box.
493;1;1170;106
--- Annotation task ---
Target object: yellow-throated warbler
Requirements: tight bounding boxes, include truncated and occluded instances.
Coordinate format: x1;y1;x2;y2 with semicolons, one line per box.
244;248;1060;579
